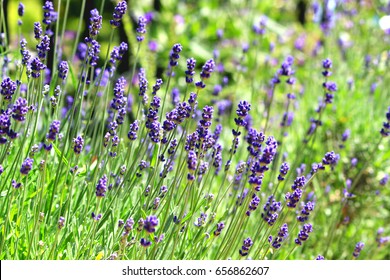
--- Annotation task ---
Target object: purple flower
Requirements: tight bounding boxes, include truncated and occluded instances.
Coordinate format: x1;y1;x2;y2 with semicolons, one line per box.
246;194;260;216
31;57;46;78
322;151;340;168
86;39;100;67
259;136;278;170
316;255;325;260
214;222;225;236
20;157;34;175
286;188;303;208
96;174;108;197
108;42;128;72
278;162;290;181
261;195;281;226
58;61;69;80
88;9;102;37
136;16;147;42
281;111;294;128
270;223;289;249
253;16;267;35
20;39;31;65
34;22;42;40
91;212;102;221
58;216;65;229
380;107;390;137
185;58;196;84
153;197;160;210
140;238;152;247
195;59;215;89
246;128;265;157
127;120;139;141
1;77;17;101
43;1;56;26
169;43;183;67
352;242;364;258
138;68;148;98
295;223;313;246
379;174;389;186
110;0;127;27
76;42;87;61
46;120;60;142
111;77;126;111
18;2;25;17
323;81;337;92
144;215;159;233
12;180;22;189
239;237;253;257
297;201;315;222
342;129;350;142
278;56;295;76
322;58;333;77
234;100;251;127
73;135;84;155
123;218;134;233
12;97;29;122
187;150;197;181
376;228;390;247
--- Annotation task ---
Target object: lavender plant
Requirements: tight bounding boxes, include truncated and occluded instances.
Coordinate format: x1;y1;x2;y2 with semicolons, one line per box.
0;0;388;261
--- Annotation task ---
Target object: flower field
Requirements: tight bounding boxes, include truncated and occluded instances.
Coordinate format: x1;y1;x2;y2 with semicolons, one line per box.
0;0;389;260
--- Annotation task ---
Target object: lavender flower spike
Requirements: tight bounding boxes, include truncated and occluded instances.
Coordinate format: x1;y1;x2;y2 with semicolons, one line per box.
96;174;108;197
20;157;34;175
34;22;42;40
269;223;288;249
18;3;25;17
239;237;253;257
110;1;127;27
352;242;364;258
88;9;102;37
185;58;196;84
144;215;159;233
58;216;65;229
195;59;215;89
169;43;183;67
58;61;69;80
1;77;17;102
136;16;147;42
295;223;313;245
380;107;390;137
73;136;84;155
12;97;29;122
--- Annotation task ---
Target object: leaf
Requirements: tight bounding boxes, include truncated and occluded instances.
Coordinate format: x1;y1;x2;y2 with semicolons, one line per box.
77;165;87;177
150;143;160;168
53;143;69;166
68;60;78;91
1;190;8;197
180;211;193;224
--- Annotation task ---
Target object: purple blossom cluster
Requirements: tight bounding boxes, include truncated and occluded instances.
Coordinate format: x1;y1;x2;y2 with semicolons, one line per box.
297;201;315;222
380;107;390;137
352;242;364;258
269;223;288;249
239;237;253;257
144;215;159;233
0;0;388;262
96;174;108;197
214;222;225;237
110;1;127;27
261;195;282;226
285;176;306;208
295;223;313;245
